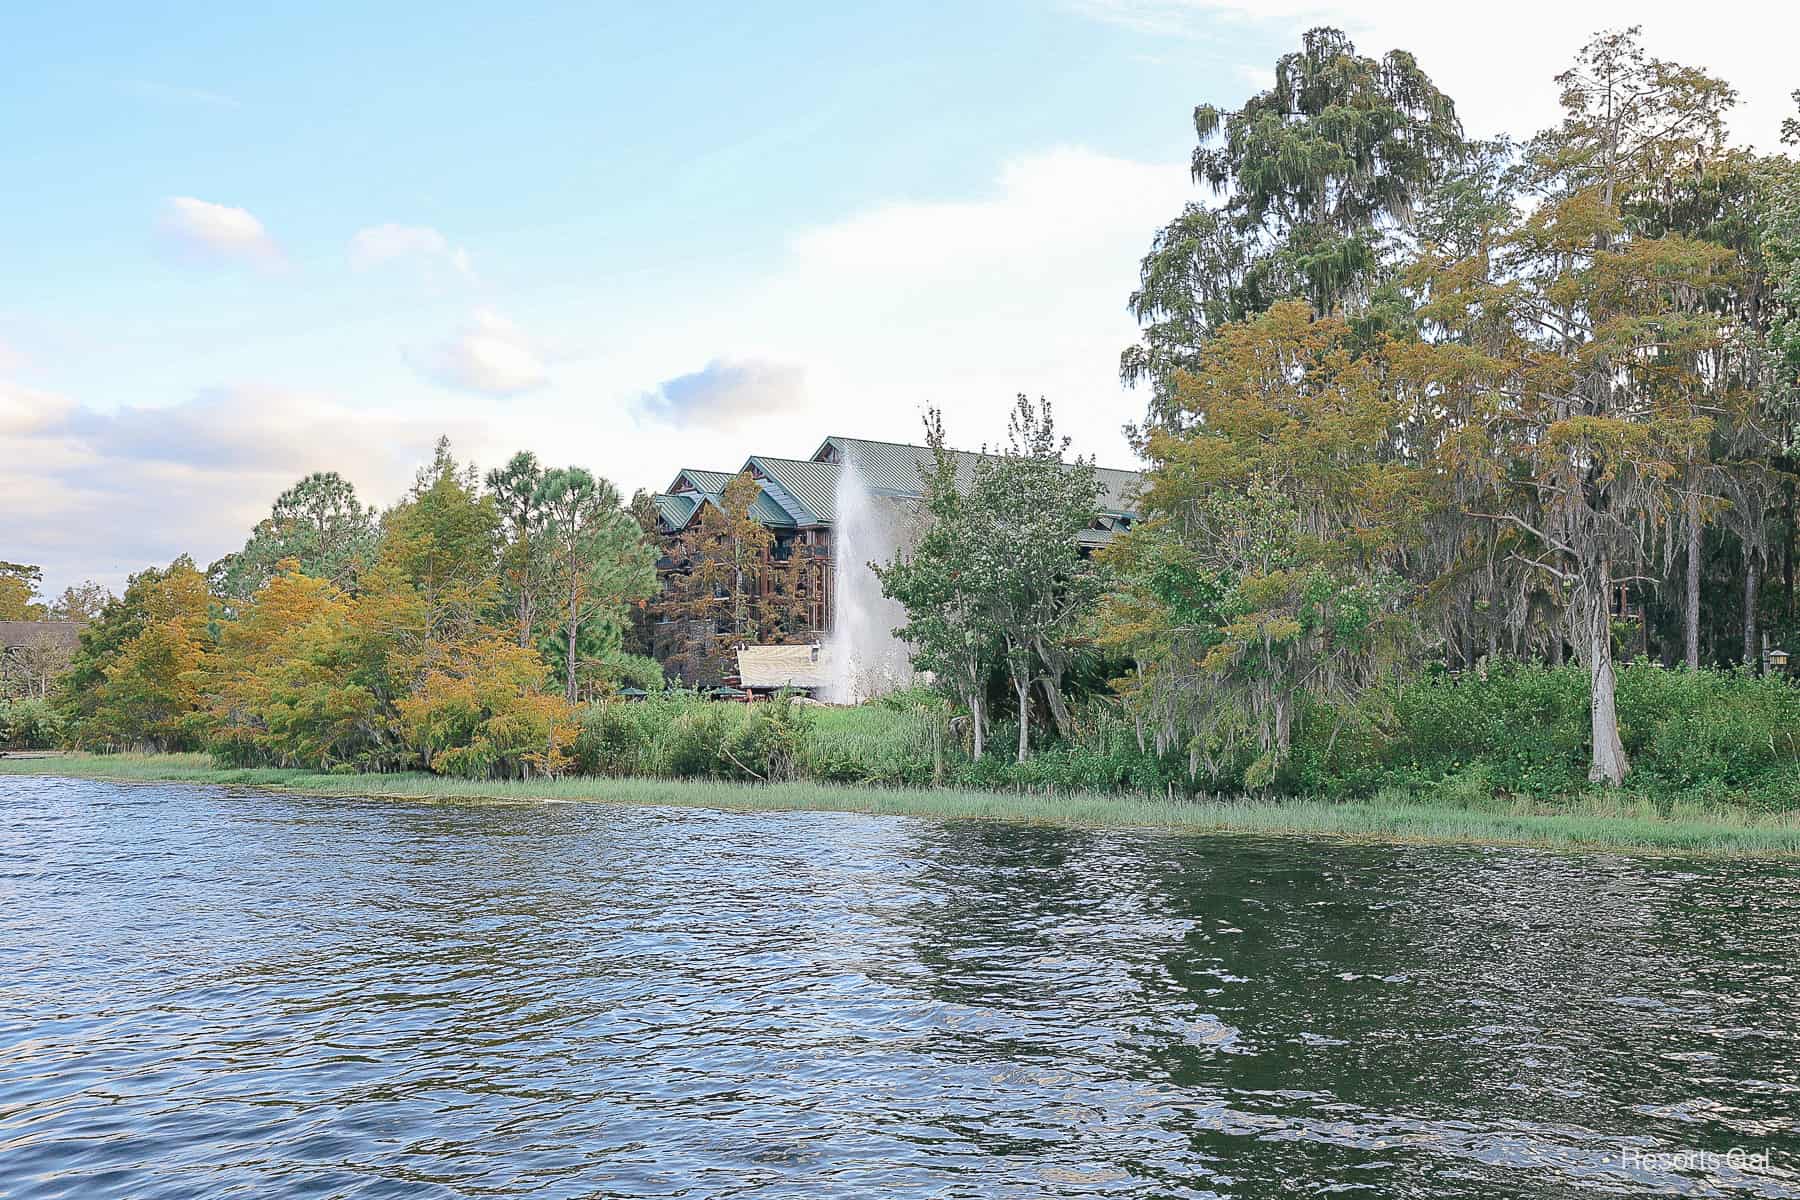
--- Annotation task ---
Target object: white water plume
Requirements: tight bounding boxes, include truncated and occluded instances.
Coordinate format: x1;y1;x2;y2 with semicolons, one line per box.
824;459;915;704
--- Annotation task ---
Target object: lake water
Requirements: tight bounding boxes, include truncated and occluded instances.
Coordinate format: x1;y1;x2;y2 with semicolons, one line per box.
2;775;1798;1198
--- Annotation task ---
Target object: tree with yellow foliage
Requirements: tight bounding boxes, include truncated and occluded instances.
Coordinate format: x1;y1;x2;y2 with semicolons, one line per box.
78;558;213;751
198;562;356;766
1104;302;1426;788
395;635;576;778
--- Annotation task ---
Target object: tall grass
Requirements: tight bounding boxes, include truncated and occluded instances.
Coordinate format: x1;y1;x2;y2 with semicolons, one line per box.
8;752;1800;856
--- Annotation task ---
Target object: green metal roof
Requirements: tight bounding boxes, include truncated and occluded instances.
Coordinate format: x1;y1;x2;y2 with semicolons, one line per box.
654;436;1141;548
811;435;1142;518
653;486;796;532
748;489;799;528
744;455;839;525
670;468;736;494
652;492;701;532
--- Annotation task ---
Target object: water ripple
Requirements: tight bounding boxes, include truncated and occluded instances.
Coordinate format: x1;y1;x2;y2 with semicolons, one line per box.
2;776;1797;1197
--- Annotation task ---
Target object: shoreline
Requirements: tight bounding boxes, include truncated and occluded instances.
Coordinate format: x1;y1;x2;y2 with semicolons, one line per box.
6;752;1800;857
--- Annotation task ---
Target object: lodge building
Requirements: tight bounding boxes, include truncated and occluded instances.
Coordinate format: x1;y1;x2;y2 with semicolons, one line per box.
646;435;1142;678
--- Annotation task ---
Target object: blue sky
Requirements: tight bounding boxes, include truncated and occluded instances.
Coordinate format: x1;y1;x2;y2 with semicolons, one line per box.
4;1;1795;595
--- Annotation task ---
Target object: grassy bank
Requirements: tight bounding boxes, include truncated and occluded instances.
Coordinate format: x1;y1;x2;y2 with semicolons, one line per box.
7;752;1800;856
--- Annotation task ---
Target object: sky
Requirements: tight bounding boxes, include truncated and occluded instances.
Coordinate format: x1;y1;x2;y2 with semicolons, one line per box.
3;1;1796;597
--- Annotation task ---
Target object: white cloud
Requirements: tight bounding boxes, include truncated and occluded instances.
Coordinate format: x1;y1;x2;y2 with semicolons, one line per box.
0;379;75;437
1235;63;1275;90
1067;1;1800;149
159;196;281;265
639;359;807;429
3;145;1251;590
410;308;547;397
0;382;467;594
349;223;474;280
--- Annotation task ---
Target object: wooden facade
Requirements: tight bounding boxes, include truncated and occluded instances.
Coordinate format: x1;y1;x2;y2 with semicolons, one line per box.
647;435;1142;682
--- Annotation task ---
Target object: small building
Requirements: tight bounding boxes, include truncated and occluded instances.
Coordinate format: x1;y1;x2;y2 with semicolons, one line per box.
737;643;831;698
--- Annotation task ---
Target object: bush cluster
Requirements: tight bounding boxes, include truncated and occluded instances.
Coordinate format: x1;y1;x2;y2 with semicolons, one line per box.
536;664;1800;812
573;693;812;782
38;654;1800;812
0;698;64;751
570;690;1201;795
1376;662;1800;811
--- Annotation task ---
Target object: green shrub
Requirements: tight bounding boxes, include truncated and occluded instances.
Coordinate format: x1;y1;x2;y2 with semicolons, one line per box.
1375;661;1800;810
573;698;661;776
720;695;811;781
1387;662;1590;797
549;665;1800;813
802;701;942;785
0;698;65;750
1615;664;1800;790
575;692;814;782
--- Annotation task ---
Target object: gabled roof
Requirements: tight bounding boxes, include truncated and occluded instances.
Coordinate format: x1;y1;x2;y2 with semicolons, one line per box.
811;435;1141;518
652;492;704;532
651;483;799;533
747;489;799;528
668;468;736;495
652;434;1143;543
744;455;840;525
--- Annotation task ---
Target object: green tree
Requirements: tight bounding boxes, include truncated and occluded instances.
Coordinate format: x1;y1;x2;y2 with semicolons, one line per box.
395;635;577;779
1123;26;1464;420
78;558;212;750
1414;29;1739;783
877;411;1000;760
534;466;659;703
1752;146;1800;646
967;397;1104;761
210;472;378;603
1107;303;1423;787
485;451;551;647
59;559;195;735
49;581;112;624
196;563;358;766
379;437;501;641
880;401;1105;762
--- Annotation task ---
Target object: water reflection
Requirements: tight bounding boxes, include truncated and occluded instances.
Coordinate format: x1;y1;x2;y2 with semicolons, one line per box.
2;776;1796;1198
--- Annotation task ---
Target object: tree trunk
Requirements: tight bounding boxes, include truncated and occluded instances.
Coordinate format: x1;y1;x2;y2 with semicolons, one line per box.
969;688;985;760
565;578;580;706
1581;580;1628;785
1589;648;1628;785
931;712;945;786
1786;480;1795;622
1038;675;1074;740
1744;554;1760;671
1684;498;1701;670
1014;673;1031;763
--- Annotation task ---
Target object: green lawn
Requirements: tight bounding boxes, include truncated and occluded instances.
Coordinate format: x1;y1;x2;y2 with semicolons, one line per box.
7;752;1800;856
